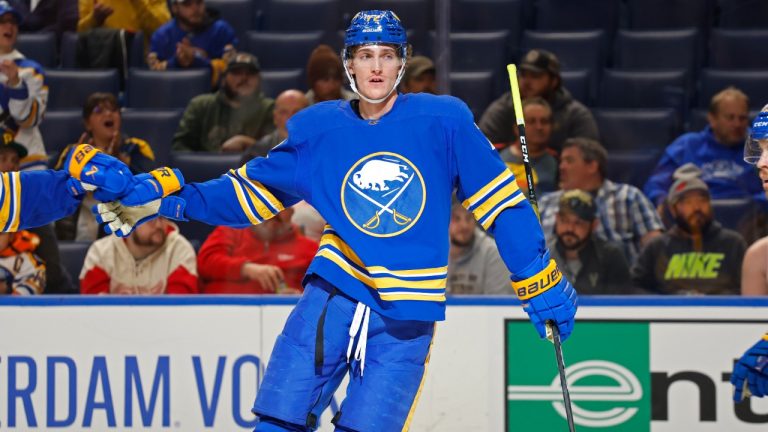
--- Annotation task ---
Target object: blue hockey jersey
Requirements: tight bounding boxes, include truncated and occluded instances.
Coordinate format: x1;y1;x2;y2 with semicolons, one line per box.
0;170;82;232
177;94;545;321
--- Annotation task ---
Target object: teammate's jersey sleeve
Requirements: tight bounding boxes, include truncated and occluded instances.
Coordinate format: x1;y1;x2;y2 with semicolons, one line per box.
176;139;303;227
449;98;545;277
0;170;81;232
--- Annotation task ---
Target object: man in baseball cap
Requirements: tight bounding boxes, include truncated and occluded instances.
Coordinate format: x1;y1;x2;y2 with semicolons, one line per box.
399;55;436;94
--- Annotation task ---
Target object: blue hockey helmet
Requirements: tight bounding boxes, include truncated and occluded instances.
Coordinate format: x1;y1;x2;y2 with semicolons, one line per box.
744;108;768;164
342;10;408;59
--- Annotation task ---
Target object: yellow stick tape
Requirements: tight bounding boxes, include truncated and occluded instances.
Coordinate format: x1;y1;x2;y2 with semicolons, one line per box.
507;64;525;127
149;167;182;197
511;259;562;300
68;144;101;180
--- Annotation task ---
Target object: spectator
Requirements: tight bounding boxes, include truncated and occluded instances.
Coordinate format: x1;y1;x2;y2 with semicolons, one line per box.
446;203;509;295
9;0;76;38
242;89;308;160
197;207;318;294
0;2;48;171
399;55;436;94
80;217;198;294
148;0;235;82
499;97;559;194
479;49;598;151
54;92;156;241
305;44;356;105
550;189;630;294
539;138;663;264
644;87;761;206
0;229;45;295
78;0;168;48
632;164;746;295
173;52;274;153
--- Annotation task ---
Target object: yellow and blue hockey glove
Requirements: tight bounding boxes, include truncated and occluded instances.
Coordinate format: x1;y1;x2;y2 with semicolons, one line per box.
511;251;578;342
63;144;134;200
94;167;186;237
731;334;768;401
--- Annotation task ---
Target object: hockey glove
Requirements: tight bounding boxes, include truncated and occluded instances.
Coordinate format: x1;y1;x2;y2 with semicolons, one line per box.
94;167;186;237
63;144;134;200
511;251;578;342
731;334;768;401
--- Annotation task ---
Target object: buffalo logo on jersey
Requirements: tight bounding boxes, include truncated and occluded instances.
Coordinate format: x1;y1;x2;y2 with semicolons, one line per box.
341;152;425;237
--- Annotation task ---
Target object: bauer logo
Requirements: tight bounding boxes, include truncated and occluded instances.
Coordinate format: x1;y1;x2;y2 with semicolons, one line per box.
505;321;651;431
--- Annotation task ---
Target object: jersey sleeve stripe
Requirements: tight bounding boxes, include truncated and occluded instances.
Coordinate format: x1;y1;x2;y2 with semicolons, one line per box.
478;193;526;230
235;167;285;214
8;172;20;232
467;180;520;222
226;175;262;225
462;170;513;209
0;173;14;232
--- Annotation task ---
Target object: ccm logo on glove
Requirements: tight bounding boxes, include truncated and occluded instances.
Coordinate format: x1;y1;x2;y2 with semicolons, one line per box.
512;259;563;300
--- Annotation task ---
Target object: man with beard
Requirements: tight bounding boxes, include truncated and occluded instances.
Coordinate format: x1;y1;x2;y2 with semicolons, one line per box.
446;203;510;294
148;0;236;82
632;163;746;295
550;190;630;294
80;216;198;294
173;52;275;152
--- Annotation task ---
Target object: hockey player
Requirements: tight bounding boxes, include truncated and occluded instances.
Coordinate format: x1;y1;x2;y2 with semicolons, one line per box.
732;109;768;401
0;143;136;232
95;10;578;431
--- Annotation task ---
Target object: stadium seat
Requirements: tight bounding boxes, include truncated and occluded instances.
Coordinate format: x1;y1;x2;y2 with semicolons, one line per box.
452;0;522;51
359;0;431;38
206;0;254;40
598;69;687;109
521;29;604;76
613;29;700;80
698;69;768;109
261;0;341;39
711;198;757;232
261;69;305;98
429;31;510;73
16;32;56;68
126;69;210;109
45;69;120;110
58;241;92;290
39;110;83;160
561;69;591;106
717;0;768;28
606;150;661;190
450;71;494;120
121;109;183;166
625;0;714;30
244;31;325;70
686;108;760;132
59;32;78;68
534;0;620;36
709;29;768;69
593;108;680;151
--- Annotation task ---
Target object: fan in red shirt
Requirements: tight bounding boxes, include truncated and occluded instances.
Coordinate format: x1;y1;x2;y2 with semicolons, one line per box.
197;207;319;294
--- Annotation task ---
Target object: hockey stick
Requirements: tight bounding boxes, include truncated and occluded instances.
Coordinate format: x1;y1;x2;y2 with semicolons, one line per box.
507;64;576;432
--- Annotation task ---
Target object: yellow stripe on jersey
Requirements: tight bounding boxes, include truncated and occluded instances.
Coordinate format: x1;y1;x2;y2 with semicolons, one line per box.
236;166;285;213
227;175;261;225
8;172;20;232
462;170;512;209
379;292;447;302
469;180;520;222
0;173;13;232
479;193;526;230
17;99;39;128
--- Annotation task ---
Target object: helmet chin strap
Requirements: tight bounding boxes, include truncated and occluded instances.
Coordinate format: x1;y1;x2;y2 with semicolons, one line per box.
344;59;407;105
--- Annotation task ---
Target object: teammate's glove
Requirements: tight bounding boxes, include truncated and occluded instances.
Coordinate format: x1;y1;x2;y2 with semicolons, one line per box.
731;334;768;401
511;251;578;342
62;144;134;200
94;167;186;237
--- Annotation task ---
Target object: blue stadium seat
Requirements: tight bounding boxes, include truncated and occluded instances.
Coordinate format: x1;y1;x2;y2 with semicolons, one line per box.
45;69;120;110
245;31;324;70
534;0;620;36
711;198;757;232
121;109;183;166
606;150;661;190
126;69;210;109
58;241;92;290
598;69;687;109
522;30;604;94
626;0;714;30
39;110;83;160
261;0;341;39
59;32;78;68
561;69;591;106
261;69;305;98
206;0;254;40
450;71;494;120
359;0;431;38
429;31;510;73
710;29;768;69
686;108;760;132
593;108;680;151
17;32;56;68
614;29;699;79
452;0;522;52
699;69;768;109
717;0;768;29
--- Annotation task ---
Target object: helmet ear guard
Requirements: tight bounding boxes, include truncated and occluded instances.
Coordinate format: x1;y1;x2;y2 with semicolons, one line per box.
744;111;768;164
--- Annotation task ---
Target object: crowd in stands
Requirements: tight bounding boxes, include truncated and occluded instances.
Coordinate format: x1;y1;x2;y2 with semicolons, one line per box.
2;0;768;297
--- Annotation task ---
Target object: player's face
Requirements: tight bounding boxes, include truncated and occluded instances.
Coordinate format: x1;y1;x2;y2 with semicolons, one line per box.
0;13;18;54
519;70;557;99
224;68;260;99
449;206;476;248
671;190;713;233
708;97;749;146
130;217;167;248
174;0;205;27
522;104;552;152
554;212;593;251
0;147;19;172
755;139;768;193
85;103;121;147
348;45;403;101
559;147;596;190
